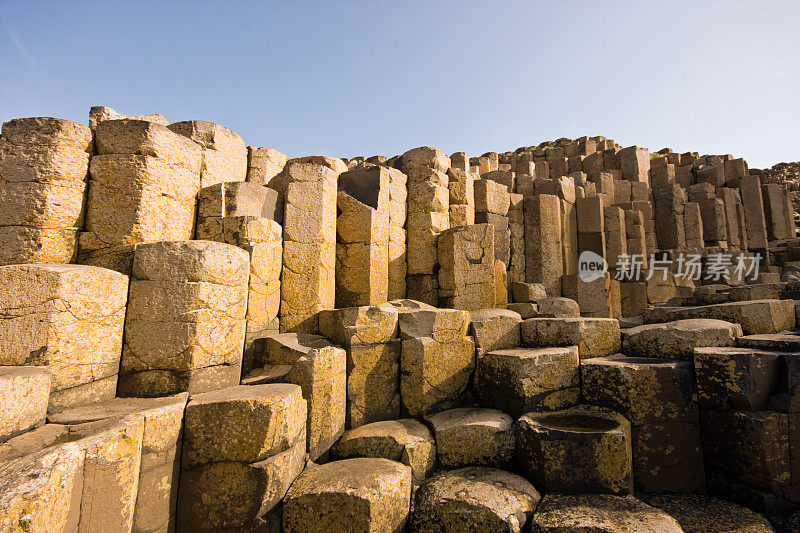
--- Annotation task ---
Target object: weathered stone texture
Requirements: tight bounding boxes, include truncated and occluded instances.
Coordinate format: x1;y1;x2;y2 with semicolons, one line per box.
283;458;412;533
260;333;346;459
279;156;345;332
0;264;128;412
80;119;202;272
0;117;93;264
168;120;247;187
118;241;249;397
0;367;51;442
437;223;495;310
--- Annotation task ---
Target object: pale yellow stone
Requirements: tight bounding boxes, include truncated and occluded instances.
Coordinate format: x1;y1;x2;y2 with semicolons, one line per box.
168;120;247;187
263;333;346;459
0;367;51;442
0;264;128;410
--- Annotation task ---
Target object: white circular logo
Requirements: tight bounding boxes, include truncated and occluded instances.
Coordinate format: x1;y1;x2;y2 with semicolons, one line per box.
578;250;608;282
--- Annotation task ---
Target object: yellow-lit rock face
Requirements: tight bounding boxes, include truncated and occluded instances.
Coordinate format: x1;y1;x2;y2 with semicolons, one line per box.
283;458;412;533
182;384;306;468
0;264;129;411
332;419;435;486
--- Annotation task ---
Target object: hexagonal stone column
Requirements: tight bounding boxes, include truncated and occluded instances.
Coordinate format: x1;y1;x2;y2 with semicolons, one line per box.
177;384;307;531
283;458;412;532
319;304;400;428
582;355;705;493
475;346;580;418
521;317;620;358
259;333;346;459
410;467;540;532
118;241;249;397
426;408;515;469
0;367;51;442
0;264;129;412
331;419;435;486
516;405;633;495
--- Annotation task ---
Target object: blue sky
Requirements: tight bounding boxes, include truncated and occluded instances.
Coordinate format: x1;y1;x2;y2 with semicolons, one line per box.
1;0;798;168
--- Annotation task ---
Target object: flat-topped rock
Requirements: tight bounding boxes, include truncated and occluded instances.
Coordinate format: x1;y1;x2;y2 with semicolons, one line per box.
737;332;800;351
622;318;742;360
398;307;470;342
694;347;783;410
182;384;306;468
535;297;580;317
475;346;579;418
410;467;540;533
645;494;775;532
283;458;412;533
521;317;620;358
318;303;399;345
532;494;683;532
643;299;795;335
331;419;435;485
516;405;633;495
469;308;521;356
426;408;515;469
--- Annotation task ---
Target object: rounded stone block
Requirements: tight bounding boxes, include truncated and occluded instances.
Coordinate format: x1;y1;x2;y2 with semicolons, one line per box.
182;383;306;468
645;494;775;533
426;408;515;469
532;494;683;532
331;419;435;485
475;346;580;418
516;405;633;495
282;457;412;533
622;318;742;360
410;467;541;533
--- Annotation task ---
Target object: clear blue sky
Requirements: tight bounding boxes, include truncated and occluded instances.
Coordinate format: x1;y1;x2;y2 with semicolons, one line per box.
1;0;798;168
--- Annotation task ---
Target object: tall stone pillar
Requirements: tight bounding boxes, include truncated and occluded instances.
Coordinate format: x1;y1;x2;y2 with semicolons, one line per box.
402;147;450;306
278;157;346;333
524;194;563;296
0;117;93;265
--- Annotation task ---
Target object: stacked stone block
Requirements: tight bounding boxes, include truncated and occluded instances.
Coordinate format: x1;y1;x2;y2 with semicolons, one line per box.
255;333;346;460
246;146;287;187
437;223;495;310
178;384;306;530
402;147;450;306
335;166;390;307
118;241;249;397
447;152;475;227
168;120;247;188
278;156;346;333
319;304;401;428
196;181;283;374
398;306;474;416
474;178;511;269
79;119;202;272
524;194;563;296
0;118;93;265
0;264;128;412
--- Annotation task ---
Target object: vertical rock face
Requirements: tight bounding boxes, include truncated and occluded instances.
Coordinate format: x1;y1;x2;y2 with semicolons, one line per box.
282;458;412;533
168;120;247;187
437;223;495;311
178;384;306;531
118;240;249;397
402;147;450;306
0;264;128;412
524;194;563;296
47;394;189;533
0;117;93;265
0;367;51;442
246;146;287;187
336;166;390;307
388;167;408;300
262;333;346;459
319;304;400;428
741;175;769;250
80;119;203;273
278;156;346;333
195;181;283;374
